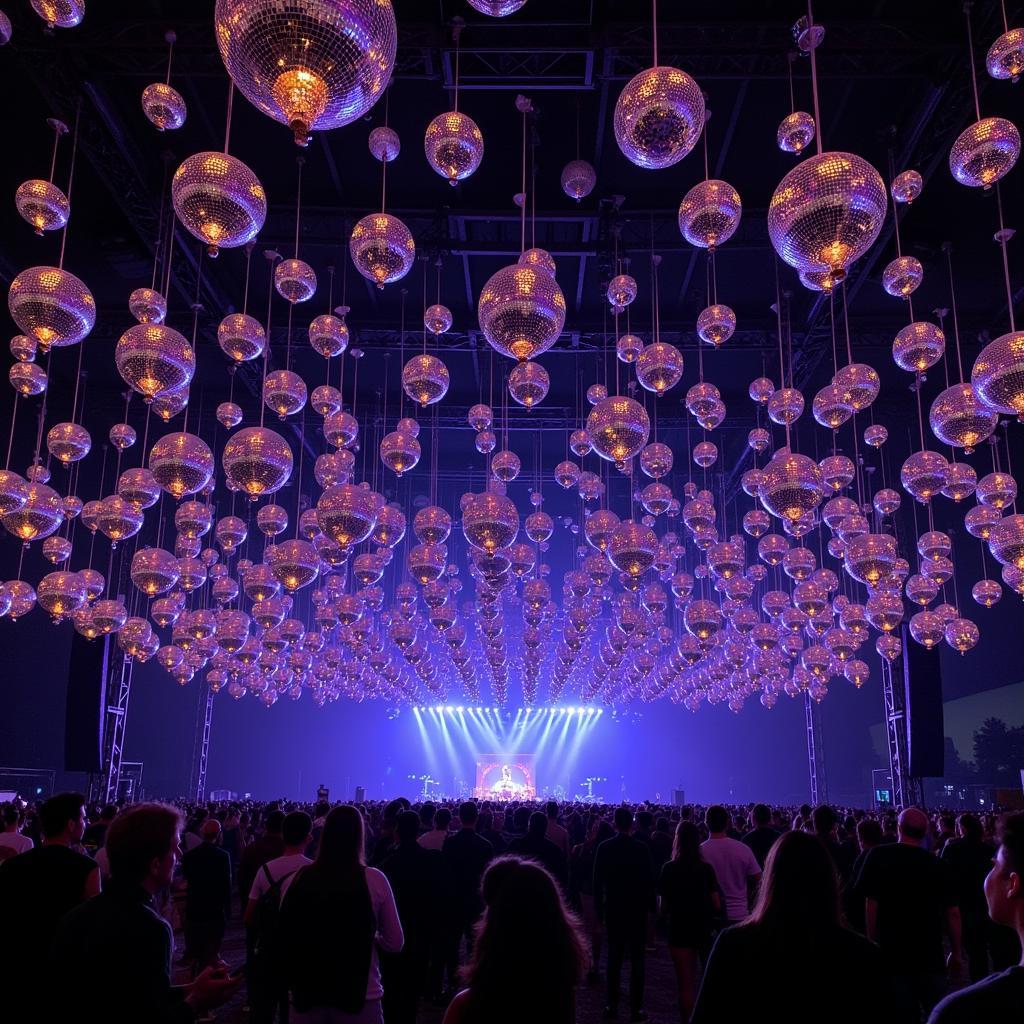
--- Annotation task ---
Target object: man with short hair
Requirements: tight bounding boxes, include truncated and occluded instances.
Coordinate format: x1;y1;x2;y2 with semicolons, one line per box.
545;799;570;859
812;804;855;882
52;802;239;1022
83;803;117;850
0;802;33;856
238;809;286;908
928;813;1024;1022
700;804;761;925
858;806;962;1019
181;818;233;970
418;806;452;851
509;810;568;885
741;803;779;869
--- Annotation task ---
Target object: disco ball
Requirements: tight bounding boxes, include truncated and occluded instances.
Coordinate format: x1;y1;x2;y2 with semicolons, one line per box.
882;255;923;299
640;441;673;479
518;247;557;277
971;331;1024;417
0;481;62;542
10;335;36;362
524;509;553;543
872;488;902;517
475;430;497;455
317;484;381;549
608;520;658;578
677;179;742;250
171;151;266;255
117;468;160;509
424;304;452;336
468;404;493;431
269;539;320;592
776;110;815;154
978;471;1017;509
149;432;213;499
491;450;521;483
129;288;167;325
214;401;240;429
812;382;854;430
636;341;684;394
843;533;897;586
929;382;998;453
30;1;83;28
586;383;607;407
131;547;180;596
617;333;645;364
218;313;265;362
116;323;195;400
910;610;944;649
37;571;87;621
586;395;650;466
942;461;977;502
965;504;1002;541
349;213;415;288
213;0;397;145
900;450;949;503
222;426;293;499
767;387;804;426
324;411;359;449
949;117;1020;188
46;422;90;465
414;505;451;545
8;266;96;349
747;429;771;454
15;179;69;235
96;496;144;546
864;424;888;447
613;65;704;170
0;471;29;517
478;263;565;361
833;362;880;411
989;513;1024;570
608;274;638;309
972;578;1002;607
684;599;723;641
758;452;825;523
257;504;289;537
891;169;923;204
461;492;518;555
945;617;980;654
379;430;420;476
692;441;717;468
467;0;527;15
141;82;187;131
508;360;549;408
424;111;484;184
274;258;317;303
748;377;775;404
554;460;580;489
820;454;855;491
767;152;887;283
987;27;1024;81
893;321;945;373
263;369;307;419
561;158;596;201
402;354;449;406
311;385;342;417
153;388;189;423
8;362;46;396
696;304;736;347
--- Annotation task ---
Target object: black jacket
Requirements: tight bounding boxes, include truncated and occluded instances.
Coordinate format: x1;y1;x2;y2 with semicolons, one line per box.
181;841;233;921
593;833;654;924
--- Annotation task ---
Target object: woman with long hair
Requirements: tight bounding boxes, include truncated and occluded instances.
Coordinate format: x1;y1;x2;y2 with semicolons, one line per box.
279;805;403;1024
443;855;589;1024
658;820;721;1022
691;830;896;1024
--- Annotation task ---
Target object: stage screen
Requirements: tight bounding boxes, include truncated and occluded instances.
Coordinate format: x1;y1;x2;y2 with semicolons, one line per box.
475;754;536;800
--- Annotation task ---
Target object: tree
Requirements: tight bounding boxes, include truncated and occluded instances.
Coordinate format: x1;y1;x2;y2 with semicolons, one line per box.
973;717;1024;787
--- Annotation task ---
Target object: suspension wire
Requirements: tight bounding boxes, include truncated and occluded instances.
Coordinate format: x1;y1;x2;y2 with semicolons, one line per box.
806;0;824;155
223;81;235;154
57;100;81;271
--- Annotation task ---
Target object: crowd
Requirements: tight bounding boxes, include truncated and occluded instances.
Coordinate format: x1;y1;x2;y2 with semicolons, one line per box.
0;792;1021;1023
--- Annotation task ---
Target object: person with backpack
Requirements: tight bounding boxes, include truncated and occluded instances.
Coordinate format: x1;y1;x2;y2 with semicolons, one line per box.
244;811;314;1024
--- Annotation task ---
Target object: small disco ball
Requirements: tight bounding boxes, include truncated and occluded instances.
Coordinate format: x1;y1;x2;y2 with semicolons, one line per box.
311;385;342;416
893;320;945;373
586;395;650;465
929;382;998;453
37;571;87;621
478;262;565;361
263;369;307;419
218;313;265;363
942;461;977;502
214;0;397;145
424;110;484;184
696;304;736;347
414;505;452;544
613;65;705;170
467;0;527;15
423;303;453;336
820;454;855;492
475;429;497;454
561;158;596;201
308;314;348;357
616;333;644;364
910;610;944;649
758;452;825;523
586;383;608;406
692;441;717;468
891;169;923;204
965;505;1001;542
812;382;854;430
97;495;145;545
748;428;771;454
349;212;416;288
128;288;167;325
636;341;684;395
141;82;187;131
972;578;1002;607
767;387;804;426
1;481;62;542
46;422;90;465
153;388;188;422
270;539;320;592
10;362;48;396
491;450;521;483
949;116;1021;188
256;505;289;538
945;617;980;654
131;547;180;596
640;481;672;516
171;151;266;256
989;513;1024;570
402;354;449;406
977;471;1017;510
462;492;519;556
149;432;213;499
608;520;658;577
379;430;420;476
768;151;887;284
222;426;293;499
554;460;580;489
987;27;1024;81
971;330;1024;417
8;266;96;349
518;247;557;278
640;441;672;479
678;179;742;250
900;449;949;503
15;179;70;235
30;0;83;28
10;334;36;362
864;423;888;447
833;362;880;411
608;274;638;309
843;533;898;587
116;323;195;401
274;258;317;303
117;468;160;509
882;255;923;299
0;471;29;517
748;377;775;404
324;410;359;448
467;403;493;431
508;360;549;408
776;110;816;154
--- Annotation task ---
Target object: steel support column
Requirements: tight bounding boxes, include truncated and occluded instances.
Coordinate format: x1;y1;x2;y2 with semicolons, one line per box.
881;656;912;810
191;688;216;804
804;691;828;806
99;650;134;805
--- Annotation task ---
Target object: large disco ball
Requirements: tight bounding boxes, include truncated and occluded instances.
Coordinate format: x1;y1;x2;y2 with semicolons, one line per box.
949;117;1020;188
309;313;349;357
608;520;658;578
274;258;317;303
269;538;320;592
349;213;415;288
379;430;420;476
478;263;565;361
142;82;187;131
586;395;650;466
37;571;87;621
263;369;307;419
8;266;96;349
508;360;549;408
218;313;265;362
677;179;742;250
636;341;684;395
971;331;1024;417
929;382;998;453
989;513;1024;571
462;492;518;555
613;65;704;170
893;321;945;373
317;484;381;549
987;27;1024;81
767;152;887;283
900;450;949;503
561;158;596;201
424;111;484;184
172;152;266;256
149;432;213;499
843;533;898;586
467;0;527;14
116;323;195;401
402;354;449;407
696;304;736;347
758;452;825;523
882;256;923;299
15;178;70;235
214;0;397;145
1;481;62;542
0;471;29;517
222;426;293;499
30;1;84;28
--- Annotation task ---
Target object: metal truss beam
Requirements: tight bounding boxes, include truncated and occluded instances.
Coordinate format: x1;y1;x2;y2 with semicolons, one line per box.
804;691;828;806
881;652;912;811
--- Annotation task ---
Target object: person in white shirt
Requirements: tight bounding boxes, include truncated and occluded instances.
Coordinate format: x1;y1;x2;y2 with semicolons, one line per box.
700;805;762;924
245;810;314;922
0;803;34;856
418;806;452;851
545;800;571;860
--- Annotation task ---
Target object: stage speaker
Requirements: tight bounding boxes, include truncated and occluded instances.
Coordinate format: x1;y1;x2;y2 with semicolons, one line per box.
354;786;366;802
64;633;109;773
672;789;686;806
901;624;945;778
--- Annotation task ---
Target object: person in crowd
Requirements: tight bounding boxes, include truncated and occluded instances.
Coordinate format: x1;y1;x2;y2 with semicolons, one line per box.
593;805;655;1022
857;806;962;1019
381;809;444;1024
239;809;287;908
545;800;571;860
658;821;721;1023
221;805;244;871
183;807;210;853
442;857;588;1024
844;817;884;933
443;802;494;959
419;806;452;851
245;810;314;1024
691;830;896;1023
633;811;654;849
508;809;568;886
475;810;507;854
82;803;117;850
699;804;761;925
812;805;855;883
0;801;33;857
935;815;956;855
741;803;779;869
649;817;674;875
928;813;1024;1022
0;791;100;1018
369;799;407;866
51;803;239;1023
570;818;615;982
278;805;403;1024
181;818;233;971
